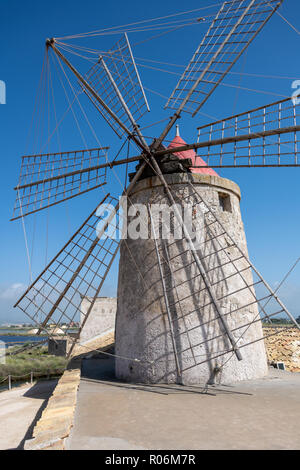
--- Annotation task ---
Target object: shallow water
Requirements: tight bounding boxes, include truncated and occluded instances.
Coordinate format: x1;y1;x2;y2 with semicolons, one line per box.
0;335;45;347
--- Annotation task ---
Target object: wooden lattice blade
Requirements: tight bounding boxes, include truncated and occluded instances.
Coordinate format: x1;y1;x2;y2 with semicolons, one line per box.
12;146;108;220
14;193;121;348
194;95;300;168
165;0;282;117
83;33;149;137
154;95;300;168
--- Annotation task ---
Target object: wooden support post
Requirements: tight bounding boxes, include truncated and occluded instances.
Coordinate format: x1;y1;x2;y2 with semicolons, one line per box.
148;204;183;385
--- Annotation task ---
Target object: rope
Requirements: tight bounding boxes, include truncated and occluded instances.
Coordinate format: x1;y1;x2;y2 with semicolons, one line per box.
140;117;170;131
51;53;89;149
0;376;9;384
17;189;32;284
40;56;83;153
54;41;300;82
231;50;248;115
56;18;207;40
76;340;239;364
16;50;50;286
272;257;300;297
77;342;151;364
55;4;223;40
130;20;201;47
124;139;130;191
220;82;289;99
24;49;48;155
270;2;300;36
10;372;32;379
0;369;64;386
126;56;300;81
54;41;293;101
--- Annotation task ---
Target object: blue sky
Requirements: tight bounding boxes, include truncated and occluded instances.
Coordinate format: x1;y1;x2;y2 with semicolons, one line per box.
0;0;299;323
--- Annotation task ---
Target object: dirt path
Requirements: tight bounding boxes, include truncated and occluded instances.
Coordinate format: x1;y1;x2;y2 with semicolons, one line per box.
0;380;57;450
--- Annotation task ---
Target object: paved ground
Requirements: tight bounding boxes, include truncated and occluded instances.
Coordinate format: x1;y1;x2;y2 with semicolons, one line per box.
0;380;57;450
67;357;300;450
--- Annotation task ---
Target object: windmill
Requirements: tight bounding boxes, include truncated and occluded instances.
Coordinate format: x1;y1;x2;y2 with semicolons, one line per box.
12;0;300;384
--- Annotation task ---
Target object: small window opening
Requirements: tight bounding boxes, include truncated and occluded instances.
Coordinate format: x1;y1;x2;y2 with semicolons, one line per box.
218;193;232;213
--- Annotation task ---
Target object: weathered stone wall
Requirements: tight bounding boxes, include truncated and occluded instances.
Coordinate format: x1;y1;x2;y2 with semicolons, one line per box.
80;297;117;344
48;338;68;357
263;326;300;372
24;359;81;450
115;173;268;385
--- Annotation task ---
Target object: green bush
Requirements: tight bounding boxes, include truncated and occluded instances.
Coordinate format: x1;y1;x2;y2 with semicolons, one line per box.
0;346;68;383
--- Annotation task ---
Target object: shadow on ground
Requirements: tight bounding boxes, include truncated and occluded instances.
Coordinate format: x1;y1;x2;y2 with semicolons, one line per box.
80;353;252;397
16;379;58;450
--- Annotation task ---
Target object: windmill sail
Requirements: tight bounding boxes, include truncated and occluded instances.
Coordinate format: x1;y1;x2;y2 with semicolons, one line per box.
165;0;283;116
14;194;121;349
194;95;300;168
154;95;300;168
12;146;108;220
83;33;150;138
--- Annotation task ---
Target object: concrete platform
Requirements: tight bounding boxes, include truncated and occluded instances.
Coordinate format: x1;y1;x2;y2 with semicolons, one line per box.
66;357;300;450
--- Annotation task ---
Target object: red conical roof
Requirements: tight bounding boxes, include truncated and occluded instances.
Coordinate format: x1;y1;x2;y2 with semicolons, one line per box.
167;133;218;176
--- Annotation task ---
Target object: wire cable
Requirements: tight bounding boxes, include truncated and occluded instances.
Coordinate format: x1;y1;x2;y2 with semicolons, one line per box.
55;4;223;40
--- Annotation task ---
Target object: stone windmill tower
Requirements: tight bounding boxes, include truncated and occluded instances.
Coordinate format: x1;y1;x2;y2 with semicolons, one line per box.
12;0;300;386
116;127;267;385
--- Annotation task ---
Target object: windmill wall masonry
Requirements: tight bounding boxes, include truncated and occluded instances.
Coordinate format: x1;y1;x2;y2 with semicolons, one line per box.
115;168;269;385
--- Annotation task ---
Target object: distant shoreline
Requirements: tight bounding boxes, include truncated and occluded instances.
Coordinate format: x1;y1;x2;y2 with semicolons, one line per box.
0;332;48;337
0;327;78;339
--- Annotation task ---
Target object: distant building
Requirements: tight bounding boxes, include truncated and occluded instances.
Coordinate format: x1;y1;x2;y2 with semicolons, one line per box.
28;328;39;335
47;327;65;335
80;297;117;344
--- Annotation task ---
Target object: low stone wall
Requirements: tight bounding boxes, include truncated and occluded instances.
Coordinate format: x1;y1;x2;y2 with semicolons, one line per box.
263;326;300;372
24;358;81;450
